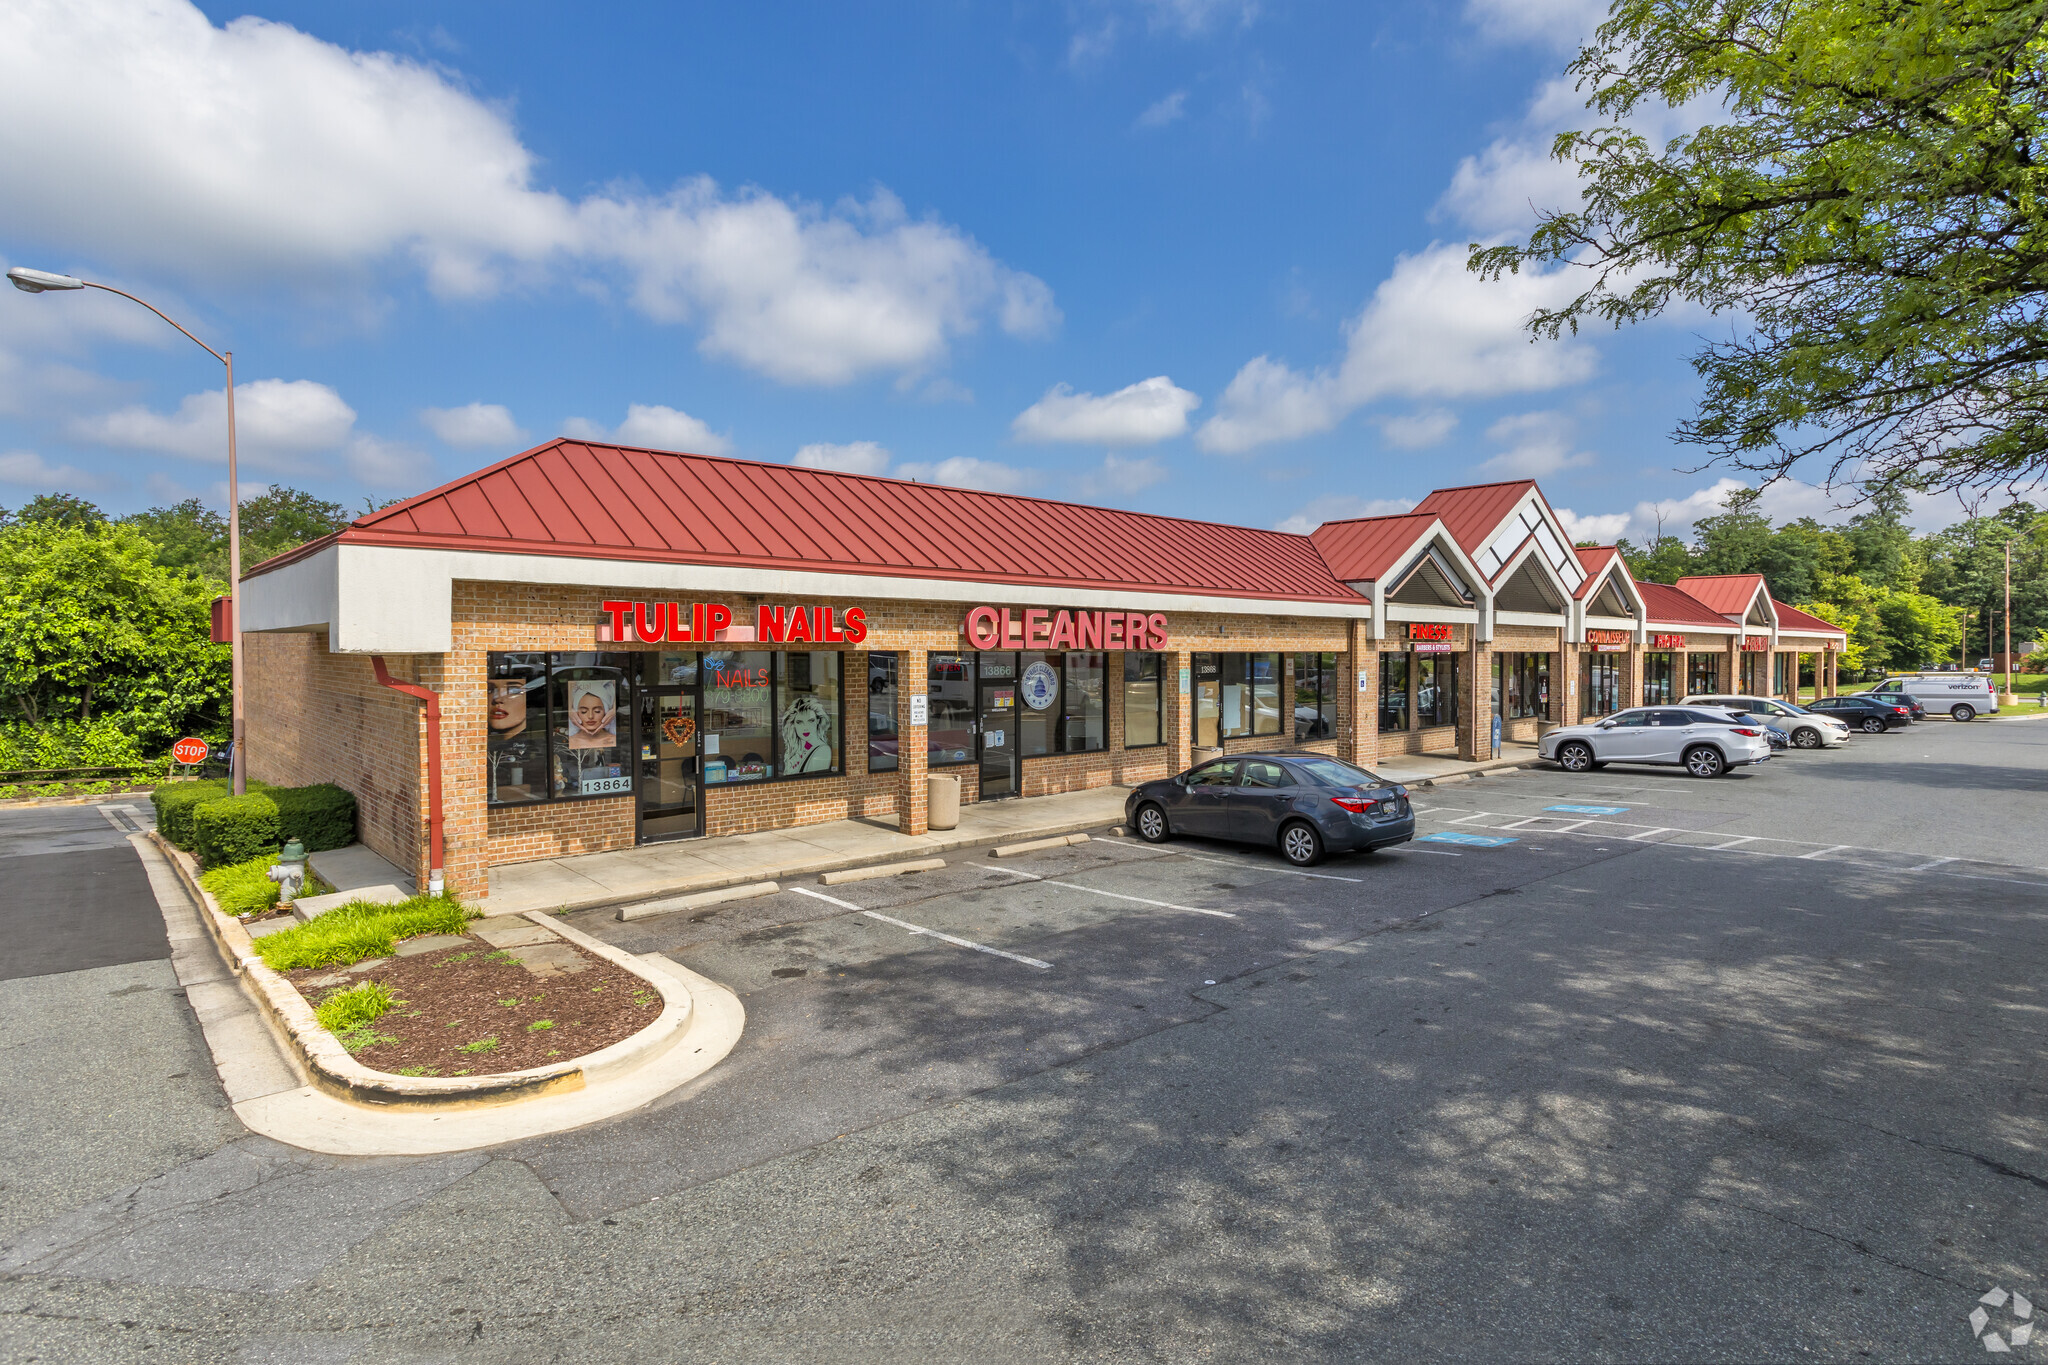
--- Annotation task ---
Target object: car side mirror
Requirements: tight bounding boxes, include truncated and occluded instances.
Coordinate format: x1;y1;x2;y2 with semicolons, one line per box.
1597;720;1617;729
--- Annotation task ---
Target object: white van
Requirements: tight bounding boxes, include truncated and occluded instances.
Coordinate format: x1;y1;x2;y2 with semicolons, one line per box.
1872;672;2000;721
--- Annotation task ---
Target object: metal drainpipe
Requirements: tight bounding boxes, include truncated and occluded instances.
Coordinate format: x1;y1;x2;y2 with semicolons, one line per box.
371;656;445;898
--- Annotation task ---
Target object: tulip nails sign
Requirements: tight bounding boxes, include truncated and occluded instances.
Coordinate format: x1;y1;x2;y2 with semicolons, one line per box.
962;606;1168;651
599;600;869;644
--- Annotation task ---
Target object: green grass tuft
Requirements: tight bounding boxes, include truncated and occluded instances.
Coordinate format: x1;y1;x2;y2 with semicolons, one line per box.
314;980;395;1033
199;851;283;917
252;895;472;971
458;1037;499;1054
527;1019;554;1031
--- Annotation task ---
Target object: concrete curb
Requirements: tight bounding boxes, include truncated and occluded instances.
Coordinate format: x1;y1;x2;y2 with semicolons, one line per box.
149;829;694;1111
820;858;945;886
490;806;1130;916
991;833;1092;857
616;880;780;922
1397;758;1537;789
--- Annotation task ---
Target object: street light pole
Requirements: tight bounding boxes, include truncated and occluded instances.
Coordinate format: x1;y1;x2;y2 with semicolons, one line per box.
6;267;247;795
2002;537;2018;706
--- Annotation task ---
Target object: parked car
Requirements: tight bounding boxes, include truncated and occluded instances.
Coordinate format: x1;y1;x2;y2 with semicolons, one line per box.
1681;694;1851;749
1869;672;2000;721
1126;753;1414;867
1805;695;1913;732
1539;706;1773;777
1855;689;1927;721
1733;712;1791;749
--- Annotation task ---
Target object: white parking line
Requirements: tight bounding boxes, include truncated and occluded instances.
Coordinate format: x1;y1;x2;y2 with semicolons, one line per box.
1156;848;1366;882
1626;827;1674;842
983;864;1238;917
788;885;1053;969
1906;856;1957;873
1798;844;1848;860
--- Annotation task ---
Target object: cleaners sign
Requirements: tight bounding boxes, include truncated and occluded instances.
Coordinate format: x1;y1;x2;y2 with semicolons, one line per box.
962;606;1168;651
599;600;870;645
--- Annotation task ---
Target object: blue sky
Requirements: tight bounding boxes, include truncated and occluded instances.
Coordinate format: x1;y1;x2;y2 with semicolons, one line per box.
0;0;1940;543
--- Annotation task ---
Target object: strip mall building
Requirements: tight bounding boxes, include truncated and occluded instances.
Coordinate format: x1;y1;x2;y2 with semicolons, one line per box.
241;442;1848;897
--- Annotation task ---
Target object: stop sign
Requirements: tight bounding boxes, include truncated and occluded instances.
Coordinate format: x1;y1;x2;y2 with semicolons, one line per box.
171;737;210;765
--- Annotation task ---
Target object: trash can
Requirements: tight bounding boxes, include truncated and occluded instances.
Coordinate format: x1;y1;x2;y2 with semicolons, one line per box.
926;773;960;830
1191;745;1224;767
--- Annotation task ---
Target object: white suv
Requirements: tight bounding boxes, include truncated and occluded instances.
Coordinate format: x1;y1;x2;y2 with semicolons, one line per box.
1873;673;2000;722
1540;706;1774;777
1681;695;1851;749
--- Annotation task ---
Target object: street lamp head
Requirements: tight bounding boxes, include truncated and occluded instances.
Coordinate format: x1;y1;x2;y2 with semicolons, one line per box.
6;268;86;293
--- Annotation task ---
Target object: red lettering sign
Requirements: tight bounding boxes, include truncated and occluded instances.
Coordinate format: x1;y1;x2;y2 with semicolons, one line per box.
1585;628;1631;645
1651;633;1686;650
960;606;1170;649
1407;622;1453;642
599;600;852;644
1742;635;1770;652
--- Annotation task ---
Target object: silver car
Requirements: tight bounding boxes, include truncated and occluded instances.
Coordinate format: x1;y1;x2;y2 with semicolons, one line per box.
1681;694;1851;749
1539;706;1773;778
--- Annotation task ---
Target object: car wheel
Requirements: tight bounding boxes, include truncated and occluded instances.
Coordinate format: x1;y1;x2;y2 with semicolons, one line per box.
1861;717;1885;733
1792;727;1822;749
1951;704;1976;722
1279;821;1325;867
1556;741;1594;773
1135;803;1170;843
1683;745;1725;778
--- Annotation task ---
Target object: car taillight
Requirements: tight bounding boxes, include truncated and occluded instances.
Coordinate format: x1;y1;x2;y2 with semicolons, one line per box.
1331;796;1372;813
1890;706;1908;715
1731;727;1761;737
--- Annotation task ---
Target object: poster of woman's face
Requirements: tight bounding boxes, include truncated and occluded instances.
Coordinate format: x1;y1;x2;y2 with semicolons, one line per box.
490;680;529;736
563;680;617;750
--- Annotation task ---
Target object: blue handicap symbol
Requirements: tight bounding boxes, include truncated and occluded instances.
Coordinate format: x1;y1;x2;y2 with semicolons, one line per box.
1417;831;1519;848
1544;804;1630;815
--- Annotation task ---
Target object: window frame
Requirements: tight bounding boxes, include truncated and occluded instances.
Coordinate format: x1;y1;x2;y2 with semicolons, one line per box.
1378;653;1409;733
1059;651;1107;754
866;652;899;773
1122;651;1164;749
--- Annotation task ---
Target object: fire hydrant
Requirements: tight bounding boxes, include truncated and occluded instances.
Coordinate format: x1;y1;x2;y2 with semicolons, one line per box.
268;838;307;907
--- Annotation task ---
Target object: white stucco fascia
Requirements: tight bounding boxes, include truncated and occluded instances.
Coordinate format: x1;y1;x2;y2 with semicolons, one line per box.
242;543;1376;654
1386;602;1481;625
1495;609;1568;630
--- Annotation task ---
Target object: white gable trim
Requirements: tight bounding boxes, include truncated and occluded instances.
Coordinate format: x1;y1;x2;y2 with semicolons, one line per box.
1470;488;1587;592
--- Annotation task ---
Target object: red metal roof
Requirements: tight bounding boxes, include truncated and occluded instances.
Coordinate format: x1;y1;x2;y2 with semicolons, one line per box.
1572;545;1626;601
1674;573;1769;618
1412;480;1536;559
260;440;1367;604
1638;580;1740;630
1771;598;1847;637
1308;512;1440;582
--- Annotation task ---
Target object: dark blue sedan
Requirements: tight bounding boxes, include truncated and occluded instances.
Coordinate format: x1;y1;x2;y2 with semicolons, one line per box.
1124;753;1415;867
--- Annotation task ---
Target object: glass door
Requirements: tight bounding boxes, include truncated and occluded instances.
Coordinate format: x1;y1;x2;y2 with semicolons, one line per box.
978;652;1019;800
637;653;701;842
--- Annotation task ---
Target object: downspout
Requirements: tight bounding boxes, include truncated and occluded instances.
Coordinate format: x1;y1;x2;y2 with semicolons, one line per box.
371;655;445;898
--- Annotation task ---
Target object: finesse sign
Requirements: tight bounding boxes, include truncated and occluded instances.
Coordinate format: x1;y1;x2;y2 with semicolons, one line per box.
600;600;870;645
963;606;1168;651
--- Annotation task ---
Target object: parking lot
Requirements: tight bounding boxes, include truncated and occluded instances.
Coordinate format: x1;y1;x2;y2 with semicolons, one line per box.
5;715;2047;1361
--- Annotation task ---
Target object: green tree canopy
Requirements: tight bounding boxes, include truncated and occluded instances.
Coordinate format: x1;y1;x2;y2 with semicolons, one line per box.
1471;0;2048;496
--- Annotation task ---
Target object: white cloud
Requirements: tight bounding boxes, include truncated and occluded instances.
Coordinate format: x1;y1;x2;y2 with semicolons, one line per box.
1477;410;1595;477
1377;408;1458;450
0;449;102;490
1548;476;1990;548
73;378;358;468
1195;243;1598;454
1011;376;1200;446
1554;507;1631;544
0;1;1056;386
1140;0;1262;34
894;456;1033;493
421;402;526;449
1272;494;1417;536
344;433;426;489
1076;453;1169;499
793;441;893;476
561;404;733;457
1461;0;1608;49
1137;91;1189;129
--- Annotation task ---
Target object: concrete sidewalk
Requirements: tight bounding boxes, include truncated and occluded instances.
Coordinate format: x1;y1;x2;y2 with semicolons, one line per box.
485;744;1542;917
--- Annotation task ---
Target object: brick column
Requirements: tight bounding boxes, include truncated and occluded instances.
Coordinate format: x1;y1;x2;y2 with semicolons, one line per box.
898;647;929;835
1458;632;1485;760
1167;647;1192;774
1342;619;1376;768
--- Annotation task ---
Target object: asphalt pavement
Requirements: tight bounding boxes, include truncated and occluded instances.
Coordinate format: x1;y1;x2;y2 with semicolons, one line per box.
4;720;2047;1362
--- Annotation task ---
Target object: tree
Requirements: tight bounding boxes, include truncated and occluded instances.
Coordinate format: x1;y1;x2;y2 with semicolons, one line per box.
239;487;352;566
7;493;106;529
122;499;228;577
1690;486;1774;573
1471;0;2048;497
1845;487;1918;590
1619;533;1697;583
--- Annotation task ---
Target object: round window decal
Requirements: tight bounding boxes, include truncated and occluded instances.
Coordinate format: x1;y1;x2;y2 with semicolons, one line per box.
1020;660;1060;711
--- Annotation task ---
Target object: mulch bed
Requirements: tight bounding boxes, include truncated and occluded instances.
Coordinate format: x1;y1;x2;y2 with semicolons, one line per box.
281;935;664;1076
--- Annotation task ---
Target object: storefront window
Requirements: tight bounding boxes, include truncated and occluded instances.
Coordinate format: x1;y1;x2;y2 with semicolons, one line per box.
1292;652;1336;740
928;653;976;766
1213;653;1282;739
487;653;550;806
1379;654;1409;732
1688;653;1720;695
866;654;898;772
1124;652;1163;747
1018;650;1058;757
777;652;842;776
1063;652;1106;752
1581;653;1622;718
1193;652;1222;747
1641;652;1674;706
702;651;774;784
548;652;637;799
1504;652;1550;720
1418;653;1459;728
1251;653;1281;736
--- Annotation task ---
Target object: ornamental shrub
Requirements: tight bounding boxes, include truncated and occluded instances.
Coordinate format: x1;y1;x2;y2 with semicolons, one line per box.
193;793;281;869
198;852;283;916
152;780;231;848
270;783;356;852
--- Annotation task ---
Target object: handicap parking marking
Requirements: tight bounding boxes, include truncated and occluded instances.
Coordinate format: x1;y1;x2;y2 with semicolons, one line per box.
1417;831;1520;848
1544;804;1631;815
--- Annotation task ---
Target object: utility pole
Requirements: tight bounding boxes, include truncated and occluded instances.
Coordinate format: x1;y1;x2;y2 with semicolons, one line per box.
2001;538;2018;705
